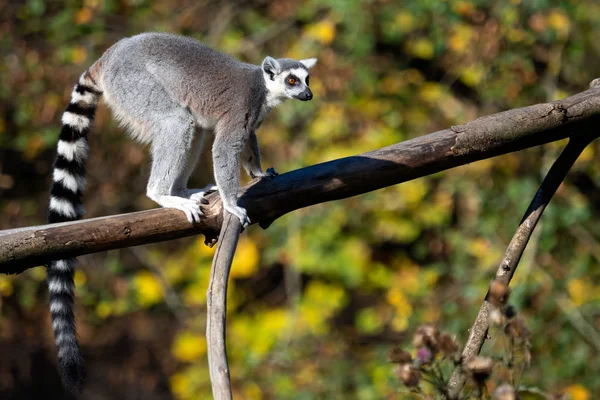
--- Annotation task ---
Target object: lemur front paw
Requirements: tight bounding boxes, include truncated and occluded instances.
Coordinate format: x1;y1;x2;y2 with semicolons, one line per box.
224;204;250;228
252;167;278;179
265;167;278;177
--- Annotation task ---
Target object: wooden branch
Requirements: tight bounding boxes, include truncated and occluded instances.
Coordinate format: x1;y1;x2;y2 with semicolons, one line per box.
206;212;240;400
446;135;595;398
2;84;600;274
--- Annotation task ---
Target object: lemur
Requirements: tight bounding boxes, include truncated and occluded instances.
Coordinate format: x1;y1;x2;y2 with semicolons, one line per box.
46;32;316;392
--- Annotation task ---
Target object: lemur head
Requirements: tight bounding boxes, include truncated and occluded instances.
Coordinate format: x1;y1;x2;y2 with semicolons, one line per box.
262;56;317;107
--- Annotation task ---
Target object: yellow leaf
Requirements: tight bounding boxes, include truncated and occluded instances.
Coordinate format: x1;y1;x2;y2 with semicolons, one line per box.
375;218;420;243
372;365;393;394
305;19;336;45
576;145;594;164
190;237;216;258
567;278;592;306
75;8;92;24
24;134;45;160
404;69;425;85
230;237;259;278
394;11;416;34
71;46;87;65
74;270;87;286
310;103;346;141
466;237;482;255
133;271;164;307
461;64;486;87
298;364;319;386
391;314;409;331
386;288;413;319
405;38;434;60
356;307;384;334
397;179;428;209
424;270;439;287
262;309;289;333
0;276;13;296
243;382;263;400
394;261;420;295
172;331;207;362
29;267;46;281
564;384;590;400
548;10;570;38
183;280;208;306
300;282;347;335
452;1;476;17
95;301;112;319
422;305;441;323
507;28;526;43
170;372;191;398
418;82;446;104
300;307;326;335
448;24;474;53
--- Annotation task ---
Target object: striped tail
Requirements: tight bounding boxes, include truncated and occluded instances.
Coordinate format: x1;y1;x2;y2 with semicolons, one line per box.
47;71;101;393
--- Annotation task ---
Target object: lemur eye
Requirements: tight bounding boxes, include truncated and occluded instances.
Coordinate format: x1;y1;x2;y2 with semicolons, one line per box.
287;77;296;85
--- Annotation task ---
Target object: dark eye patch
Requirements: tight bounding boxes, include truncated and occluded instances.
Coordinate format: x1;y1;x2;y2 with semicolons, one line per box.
306;76;310;86
286;74;300;85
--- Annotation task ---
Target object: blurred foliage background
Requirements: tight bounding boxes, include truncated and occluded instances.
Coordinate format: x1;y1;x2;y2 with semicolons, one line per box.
1;0;600;399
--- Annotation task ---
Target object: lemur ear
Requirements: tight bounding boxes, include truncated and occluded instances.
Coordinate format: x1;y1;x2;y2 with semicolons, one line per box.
300;58;317;69
262;56;281;79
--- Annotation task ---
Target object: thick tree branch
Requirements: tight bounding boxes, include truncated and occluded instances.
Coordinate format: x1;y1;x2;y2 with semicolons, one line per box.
206;212;240;400
1;84;600;274
446;135;595;398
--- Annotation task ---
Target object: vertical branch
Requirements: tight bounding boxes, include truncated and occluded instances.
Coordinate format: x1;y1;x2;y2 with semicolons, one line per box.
206;213;242;400
446;135;595;398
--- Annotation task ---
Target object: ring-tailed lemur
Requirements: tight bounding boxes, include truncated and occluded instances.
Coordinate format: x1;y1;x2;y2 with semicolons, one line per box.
46;32;317;392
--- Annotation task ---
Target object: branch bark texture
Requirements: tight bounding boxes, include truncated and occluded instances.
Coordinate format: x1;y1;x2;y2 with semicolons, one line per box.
446;135;595;398
2;85;600;273
206;212;240;400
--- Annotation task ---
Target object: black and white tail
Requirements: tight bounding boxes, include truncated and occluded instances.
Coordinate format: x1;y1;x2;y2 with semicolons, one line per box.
47;71;101;393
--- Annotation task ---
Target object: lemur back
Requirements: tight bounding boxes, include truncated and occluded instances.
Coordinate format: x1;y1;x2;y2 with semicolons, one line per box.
46;32;316;392
99;34;265;141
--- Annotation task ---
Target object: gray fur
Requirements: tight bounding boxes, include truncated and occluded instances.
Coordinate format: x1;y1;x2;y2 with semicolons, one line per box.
88;32;317;225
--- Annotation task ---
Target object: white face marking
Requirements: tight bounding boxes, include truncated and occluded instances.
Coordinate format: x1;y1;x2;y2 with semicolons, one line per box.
264;68;310;108
264;71;288;108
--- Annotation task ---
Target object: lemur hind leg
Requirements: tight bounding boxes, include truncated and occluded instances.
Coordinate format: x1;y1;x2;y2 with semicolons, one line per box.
170;127;218;202
146;110;204;223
